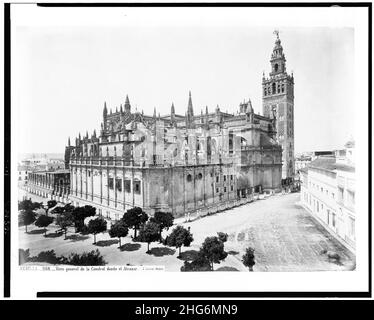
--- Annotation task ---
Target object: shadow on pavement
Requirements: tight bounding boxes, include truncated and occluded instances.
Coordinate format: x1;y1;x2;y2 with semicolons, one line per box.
27;229;46;235
45;232;63;238
215;266;240;271
65;234;90;242
177;249;199;261
227;250;240;256
120;243;141;252
95;239;119;247
148;247;176;257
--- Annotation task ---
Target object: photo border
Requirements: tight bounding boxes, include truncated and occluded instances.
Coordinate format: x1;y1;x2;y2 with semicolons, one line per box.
3;1;372;299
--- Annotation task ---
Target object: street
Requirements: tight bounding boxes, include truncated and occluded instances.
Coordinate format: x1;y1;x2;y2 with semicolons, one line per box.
19;192;355;271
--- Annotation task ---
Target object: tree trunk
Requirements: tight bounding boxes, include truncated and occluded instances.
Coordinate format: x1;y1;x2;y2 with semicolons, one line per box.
44;229;47;236
64;229;67;240
147;242;150;252
134;227;137;239
249;266;253;272
119;237;121;248
179;246;181;256
25;224;27;233
93;234;96;244
211;262;214;271
159;229;162;243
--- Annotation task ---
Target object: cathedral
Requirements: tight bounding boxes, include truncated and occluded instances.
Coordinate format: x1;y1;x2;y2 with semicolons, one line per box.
65;33;294;219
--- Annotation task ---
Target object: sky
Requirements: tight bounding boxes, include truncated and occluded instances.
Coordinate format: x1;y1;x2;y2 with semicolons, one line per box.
13;6;356;155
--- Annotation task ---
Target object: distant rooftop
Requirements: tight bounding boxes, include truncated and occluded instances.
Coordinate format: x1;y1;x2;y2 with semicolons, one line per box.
308;156;355;173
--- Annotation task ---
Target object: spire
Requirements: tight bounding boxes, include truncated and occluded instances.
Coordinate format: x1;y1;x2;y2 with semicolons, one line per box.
170;103;176;125
120;104;123;113
93;129;97;138
78;132;81;141
86;131;89;139
116;106;118;113
187;91;194;117
153;107;157;119
205;105;208;115
186;91;195;129
124;95;131;113
68;137;71;147
103;102;108;117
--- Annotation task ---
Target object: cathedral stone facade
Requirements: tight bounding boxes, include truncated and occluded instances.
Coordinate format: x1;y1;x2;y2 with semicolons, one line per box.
262;32;295;180
66;34;289;219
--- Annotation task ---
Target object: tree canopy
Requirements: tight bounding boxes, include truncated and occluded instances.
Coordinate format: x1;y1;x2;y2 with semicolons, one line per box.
166;225;194;256
138;221;159;253
87;217;107;244
150;211;174;242
72;205;96;232
18;199;42;212
109;220;129;247
200;236;228;271
20;209;37;232
122;207;148;239
35;215;54;235
242;247;255;271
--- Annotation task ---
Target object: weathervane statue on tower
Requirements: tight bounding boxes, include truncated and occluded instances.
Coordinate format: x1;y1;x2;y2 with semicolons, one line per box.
273;29;280;39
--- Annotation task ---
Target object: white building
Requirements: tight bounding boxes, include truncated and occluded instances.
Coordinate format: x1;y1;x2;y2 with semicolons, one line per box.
299;142;355;253
18;165;30;185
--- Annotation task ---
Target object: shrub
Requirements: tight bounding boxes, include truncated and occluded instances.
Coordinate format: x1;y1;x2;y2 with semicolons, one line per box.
28;250;63;264
19;248;30;265
67;249;106;266
181;252;211;272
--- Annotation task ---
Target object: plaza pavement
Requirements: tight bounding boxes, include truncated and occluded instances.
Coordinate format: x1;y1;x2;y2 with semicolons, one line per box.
19;192;355;272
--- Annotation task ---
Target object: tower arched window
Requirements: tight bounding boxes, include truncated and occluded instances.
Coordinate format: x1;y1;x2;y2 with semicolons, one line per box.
274;63;278;72
272;83;276;94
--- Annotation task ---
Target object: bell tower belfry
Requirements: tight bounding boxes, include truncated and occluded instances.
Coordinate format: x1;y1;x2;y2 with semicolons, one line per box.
262;30;295;180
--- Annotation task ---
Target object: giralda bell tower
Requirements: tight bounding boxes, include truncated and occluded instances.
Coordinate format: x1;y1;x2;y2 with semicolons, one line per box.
262;30;295;181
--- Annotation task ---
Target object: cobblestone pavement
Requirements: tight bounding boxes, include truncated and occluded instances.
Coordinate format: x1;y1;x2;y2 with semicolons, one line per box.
180;192;355;271
19;191;355;272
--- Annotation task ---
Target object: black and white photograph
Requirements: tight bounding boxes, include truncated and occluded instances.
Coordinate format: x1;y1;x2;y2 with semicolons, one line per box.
3;2;371;298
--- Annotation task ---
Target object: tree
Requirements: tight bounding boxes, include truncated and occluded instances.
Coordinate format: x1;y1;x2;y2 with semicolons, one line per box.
63;203;75;213
50;206;64;214
242;247;255;271
138;221;159;253
18;199;42;212
87;217;107;244
109;220;129;247
166;225;194;256
122;207;148;239
217;232;228;243
200;236;228;271
45;200;57;216
150;211;174;242
56;212;74;239
72;205;96;232
35;215;54;236
20;209;36;233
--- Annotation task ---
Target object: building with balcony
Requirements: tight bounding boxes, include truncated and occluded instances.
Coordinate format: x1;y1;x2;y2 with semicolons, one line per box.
27;170;70;203
299;141;356;252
